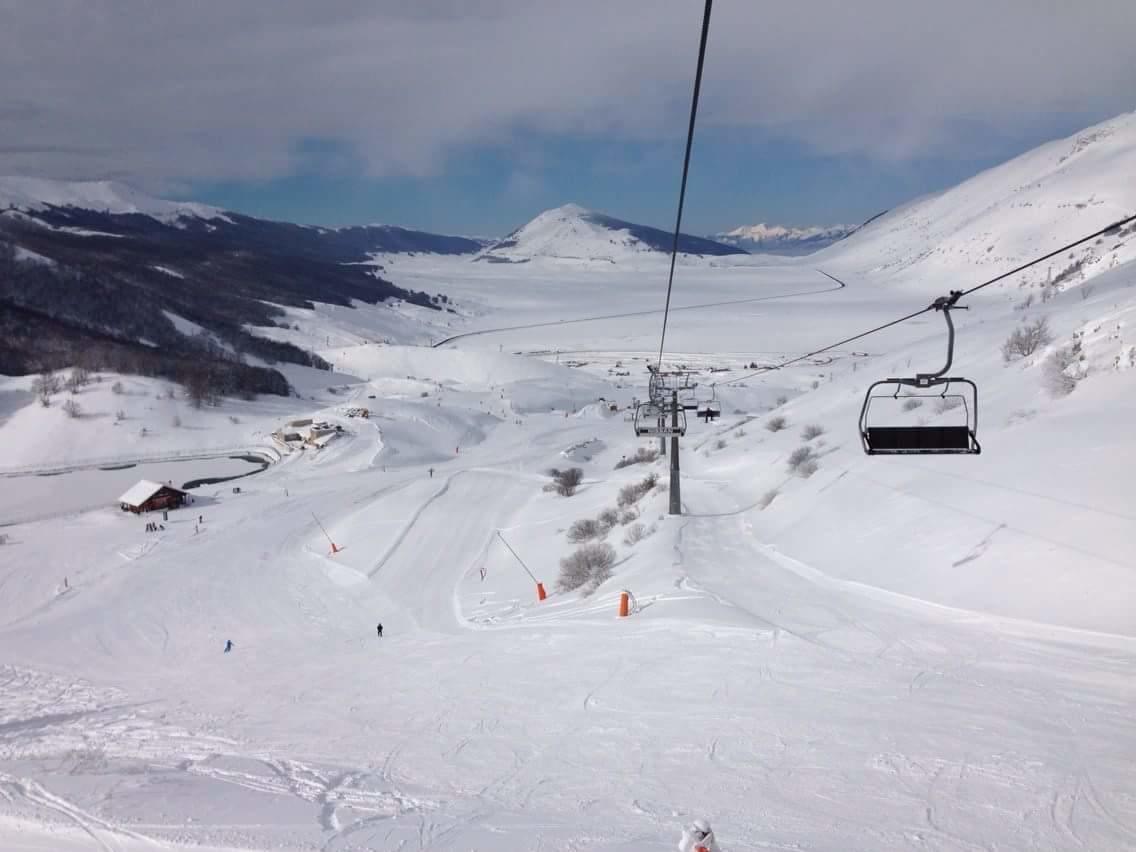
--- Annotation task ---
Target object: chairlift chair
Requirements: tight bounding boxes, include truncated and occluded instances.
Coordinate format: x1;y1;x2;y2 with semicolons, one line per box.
859;292;981;455
678;385;699;410
633;401;687;437
696;386;721;422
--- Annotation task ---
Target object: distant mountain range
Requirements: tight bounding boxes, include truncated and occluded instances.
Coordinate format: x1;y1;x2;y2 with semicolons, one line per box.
0;177;461;394
712;222;857;255
6;103;1135;395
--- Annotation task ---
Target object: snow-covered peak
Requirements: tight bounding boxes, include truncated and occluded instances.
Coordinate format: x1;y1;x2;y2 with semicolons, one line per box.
720;223;853;242
0;176;232;224
714;222;856;255
480;203;742;262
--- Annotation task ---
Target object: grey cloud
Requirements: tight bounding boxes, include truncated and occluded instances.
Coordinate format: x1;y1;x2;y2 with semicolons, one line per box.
0;0;1133;187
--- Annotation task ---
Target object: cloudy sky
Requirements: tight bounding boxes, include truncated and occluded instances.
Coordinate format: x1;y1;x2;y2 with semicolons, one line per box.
1;1;1133;235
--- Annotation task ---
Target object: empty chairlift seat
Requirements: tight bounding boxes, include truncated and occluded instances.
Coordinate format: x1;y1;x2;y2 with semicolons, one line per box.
858;291;981;456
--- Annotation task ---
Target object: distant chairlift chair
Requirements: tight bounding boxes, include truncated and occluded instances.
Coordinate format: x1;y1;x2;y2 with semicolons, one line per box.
859;291;981;455
696;386;721;422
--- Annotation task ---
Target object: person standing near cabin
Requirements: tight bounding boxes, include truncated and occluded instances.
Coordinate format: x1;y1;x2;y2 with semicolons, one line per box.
376;623;383;639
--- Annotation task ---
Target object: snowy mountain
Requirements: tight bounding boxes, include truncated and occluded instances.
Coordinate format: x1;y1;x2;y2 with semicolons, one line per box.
713;221;857;255
0;176;231;225
0;176;484;255
478;203;745;262
0;178;455;389
820;111;1136;289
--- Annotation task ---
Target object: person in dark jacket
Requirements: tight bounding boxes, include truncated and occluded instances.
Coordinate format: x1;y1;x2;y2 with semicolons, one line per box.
376;623;383;638
224;639;234;653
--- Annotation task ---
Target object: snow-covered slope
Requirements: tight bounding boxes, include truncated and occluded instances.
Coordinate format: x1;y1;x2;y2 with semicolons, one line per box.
479;203;744;263
820;111;1136;291
3;114;1136;851
714;221;855;254
0;176;231;224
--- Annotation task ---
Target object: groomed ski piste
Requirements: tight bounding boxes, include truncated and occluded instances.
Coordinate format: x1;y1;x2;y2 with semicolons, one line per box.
2;115;1136;850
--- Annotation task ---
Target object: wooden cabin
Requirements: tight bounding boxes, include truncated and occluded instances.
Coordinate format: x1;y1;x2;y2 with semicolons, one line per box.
118;480;188;514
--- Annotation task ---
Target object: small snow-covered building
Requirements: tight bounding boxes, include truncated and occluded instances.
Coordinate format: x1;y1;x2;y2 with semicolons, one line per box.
118;480;187;514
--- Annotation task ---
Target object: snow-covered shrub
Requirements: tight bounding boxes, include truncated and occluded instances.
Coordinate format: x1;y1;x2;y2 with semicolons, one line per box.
61;399;81;419
622;522;656;546
617;472;659;508
64;367;91;393
597;508;620;534
111;381;125;395
902;398;923;411
614;447;659;469
618;507;639;525
1043;345;1082;397
714;438;727;450
759;488;779;509
801;424;825;440
171;415;182;428
1002;317;1053;362
558;542;616;594
766;415;789;432
775;395;788;407
567;518;602;543
228;415;240;424
787;446;818;477
115;409;126;422
32;370;59;406
548;467;583;497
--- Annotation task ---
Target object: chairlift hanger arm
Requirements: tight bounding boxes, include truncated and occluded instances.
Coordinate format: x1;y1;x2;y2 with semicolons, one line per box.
917;293;968;383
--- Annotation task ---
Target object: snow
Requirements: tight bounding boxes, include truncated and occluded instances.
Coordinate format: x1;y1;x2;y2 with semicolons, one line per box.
479;203;650;262
163;310;206;337
153;265;186;279
0;176;233;224
116;478;174;507
3;115;1136;850
12;246;55;266
714;221;855;252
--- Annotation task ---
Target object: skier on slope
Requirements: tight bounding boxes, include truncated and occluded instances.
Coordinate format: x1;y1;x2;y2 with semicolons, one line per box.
678;818;721;852
376;623;383;638
224;639;234;653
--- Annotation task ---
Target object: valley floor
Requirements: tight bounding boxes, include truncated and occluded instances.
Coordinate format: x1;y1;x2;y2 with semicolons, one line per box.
2;255;1135;850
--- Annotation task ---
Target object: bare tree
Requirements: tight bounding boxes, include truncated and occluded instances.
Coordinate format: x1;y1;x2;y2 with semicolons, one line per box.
1002;317;1054;362
551;467;584;497
32;370;60;406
